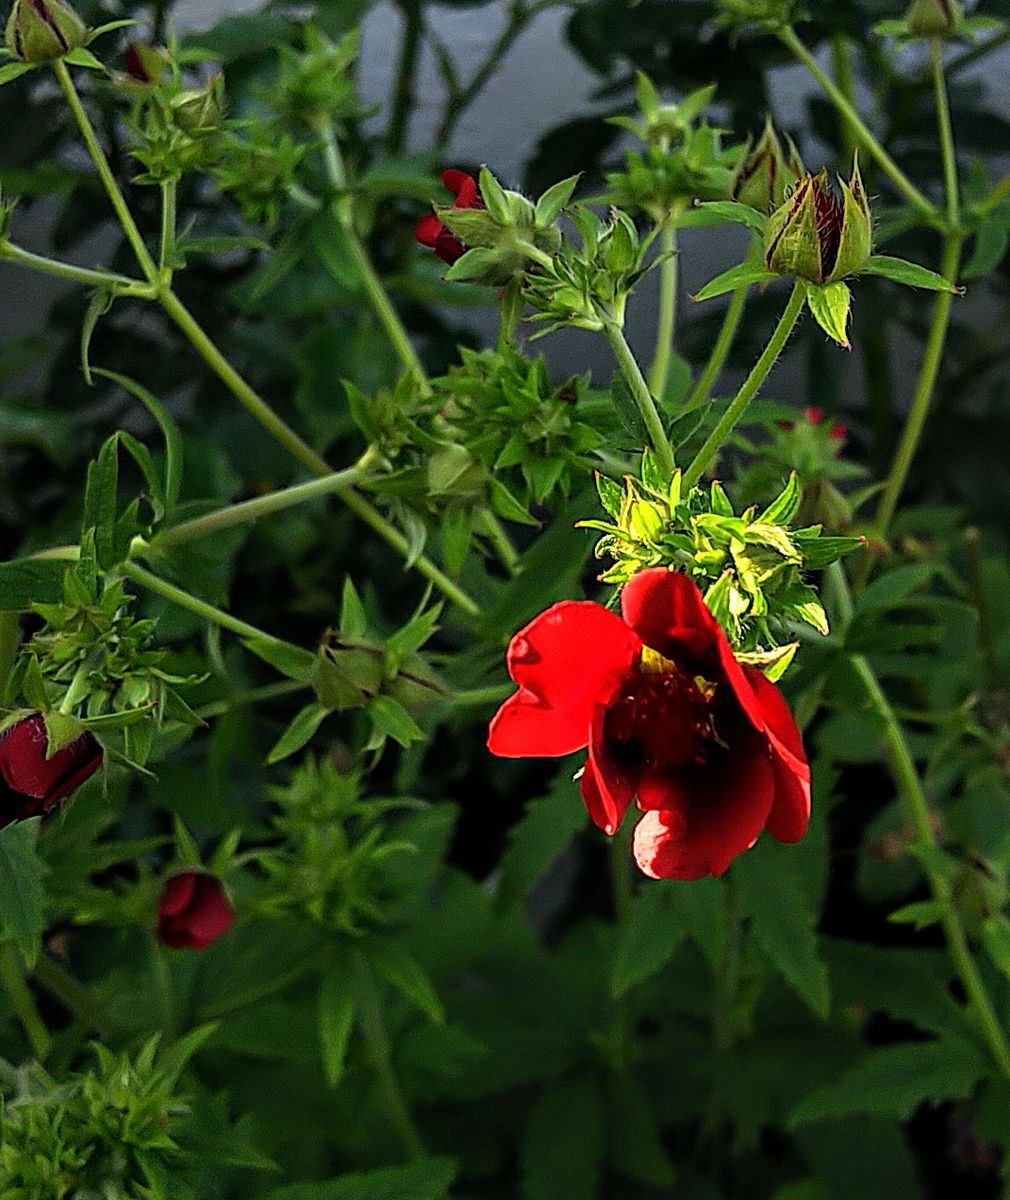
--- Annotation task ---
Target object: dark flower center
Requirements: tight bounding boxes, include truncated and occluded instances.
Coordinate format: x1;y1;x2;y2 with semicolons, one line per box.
813;182;843;279
606;654;717;770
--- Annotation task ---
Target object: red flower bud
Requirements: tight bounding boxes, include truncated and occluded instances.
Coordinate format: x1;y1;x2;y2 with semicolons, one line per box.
415;169;482;265
0;712;101;828
156;871;235;950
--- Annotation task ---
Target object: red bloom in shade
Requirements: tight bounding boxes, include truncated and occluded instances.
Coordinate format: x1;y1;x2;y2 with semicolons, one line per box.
415;169;482;266
487;569;810;880
157;871;235;950
0;712;102;829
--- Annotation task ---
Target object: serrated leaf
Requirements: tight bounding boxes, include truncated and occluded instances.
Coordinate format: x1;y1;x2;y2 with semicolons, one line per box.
861;254;961;293
611;882;686;997
94;370;183;518
806;281;851;347
0;820;47;962
789;1037;987;1125
82;435;119;568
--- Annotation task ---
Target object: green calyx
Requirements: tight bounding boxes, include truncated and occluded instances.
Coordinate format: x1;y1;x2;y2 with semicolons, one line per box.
904;0;961;36
4;0;86;63
731;118;805;215
764;159;872;285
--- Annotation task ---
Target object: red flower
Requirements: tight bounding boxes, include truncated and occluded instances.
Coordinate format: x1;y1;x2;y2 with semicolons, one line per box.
157;871;235;950
487;569;810;880
0;712;102;829
415;169;481;266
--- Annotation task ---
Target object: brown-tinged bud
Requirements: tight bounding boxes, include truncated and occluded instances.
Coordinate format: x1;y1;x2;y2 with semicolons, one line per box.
4;0;86;63
764;158;872;284
123;41;169;85
731;118;805;214
905;0;960;37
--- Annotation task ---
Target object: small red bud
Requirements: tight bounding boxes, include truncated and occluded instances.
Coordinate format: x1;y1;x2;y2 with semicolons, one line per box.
156;871;235;950
0;713;101;828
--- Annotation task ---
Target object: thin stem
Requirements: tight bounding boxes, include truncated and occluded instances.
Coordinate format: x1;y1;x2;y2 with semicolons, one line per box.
120;560;299;649
53;60;159;282
683;280;806;488
479;511;521;575
319;120;431;394
514;239;555;271
149;936;176;1040
0;242;151;293
603;322;676;477
159;178;177;276
0;944;52;1059
386;0;423;155
648;222;679;401
31;953;111;1034
931;39;960;229
683;284;748;412
196;679;309;719
779;27;935;217
869;234;962;542
156;462;373;547
830;33;859;163
352;949;426;1159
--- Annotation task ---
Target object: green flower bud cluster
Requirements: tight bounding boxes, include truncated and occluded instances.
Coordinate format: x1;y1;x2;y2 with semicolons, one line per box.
580;453;861;661
258;758;426;934
271;25;361;131
437;167;569;287
212;131;306;227
905;0;961;35
764;162;872;285
5;563;201;766
606;76;735;218
522;205;657;334
4;0;85;63
714;0;803;32
731;118;805;215
126;54;226;184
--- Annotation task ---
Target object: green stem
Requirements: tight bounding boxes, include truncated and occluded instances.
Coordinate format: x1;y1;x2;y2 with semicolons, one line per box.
321;120;431;395
0;242;150;293
682;284;749;412
156;461;374;547
150;935;175;1040
603;321;676;477
931;39;960;229
196;679;309;719
352;949;426;1159
830;33;859;163
53;60;159;282
648;222;678;400
31;953;110;1034
479;511;521;575
869;234;962;542
159;178;177;276
0;944;52;1059
386;0;423;155
779;27;935;217
683;280;805;488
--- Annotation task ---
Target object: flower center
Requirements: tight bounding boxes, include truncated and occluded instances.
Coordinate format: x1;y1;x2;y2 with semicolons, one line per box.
605;648;717;770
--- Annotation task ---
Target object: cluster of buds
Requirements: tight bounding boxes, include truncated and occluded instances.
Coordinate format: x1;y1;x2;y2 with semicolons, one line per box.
876;0;970;39
4;0;84;63
416;167;569;286
714;0;803;32
580;455;861;663
270;25;361;132
605;77;734;218
731;118;805;215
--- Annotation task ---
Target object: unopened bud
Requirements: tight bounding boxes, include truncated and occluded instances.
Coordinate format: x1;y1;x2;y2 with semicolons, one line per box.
170;77;223;136
5;0;86;63
905;0;960;36
732;118;805;214
123;41;169;85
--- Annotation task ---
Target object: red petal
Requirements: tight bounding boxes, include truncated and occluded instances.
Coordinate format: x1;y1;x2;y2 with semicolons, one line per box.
619;569;766;732
488;601;640;759
434;231;467;265
632;750;775;880
159;871;197;919
580;705;634;834
442;169;479;208
186;876;236;949
415;213;444;247
744;668;811;843
0;714;101;803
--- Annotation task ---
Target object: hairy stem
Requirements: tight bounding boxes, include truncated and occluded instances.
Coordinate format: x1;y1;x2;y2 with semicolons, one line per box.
0;243;151;293
159;178;177;277
648;222;679;401
683;284;749;412
779;27;935;217
683;280;805;488
603;321;676;477
931;39;960;229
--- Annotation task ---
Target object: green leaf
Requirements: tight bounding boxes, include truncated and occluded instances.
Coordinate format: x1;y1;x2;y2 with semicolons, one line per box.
0;557;66;610
860;254;961;293
497;774;588;910
522;1077;604;1200
611;882;686;997
535;174;580;226
963;212;1010;279
692;261;777;302
87;18;140;42
806;281;852;347
678;200;768;233
488;478;538;526
242;637;315;682
318;953;357;1088
855;563;934;613
981;913;1010;981
266;704;329;764
93;370;184;518
62;47;105;70
478;166;511;224
369;939;444;1023
82;435;120;569
888;900;944;929
338;577;368;638
0;62;32;87
759;472;802;526
0;819;47;962
444;245;498;283
735;840;830;1017
264;1159;457;1200
789;1037;987;1125
368;695;424;748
